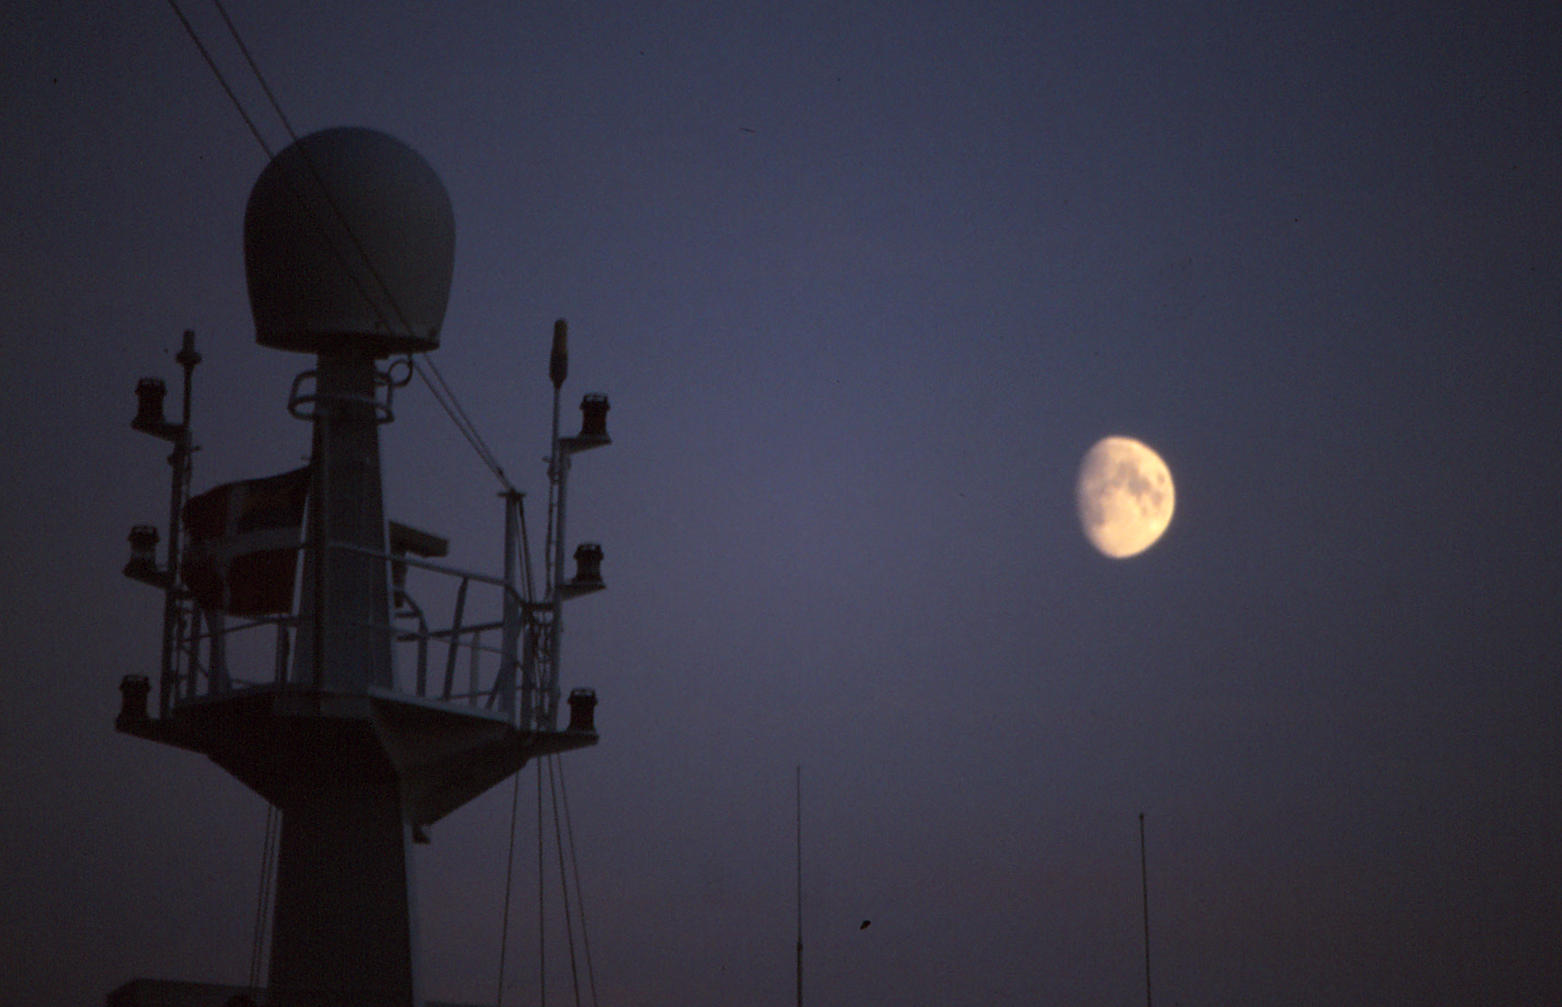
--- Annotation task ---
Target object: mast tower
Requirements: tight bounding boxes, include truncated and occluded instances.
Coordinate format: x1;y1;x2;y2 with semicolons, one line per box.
116;127;612;1007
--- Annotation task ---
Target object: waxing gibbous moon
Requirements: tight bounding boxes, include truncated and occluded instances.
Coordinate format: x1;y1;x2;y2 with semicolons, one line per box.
1076;436;1175;559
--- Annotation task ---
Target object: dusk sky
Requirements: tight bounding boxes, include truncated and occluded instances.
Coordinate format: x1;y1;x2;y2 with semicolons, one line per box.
3;3;1560;1005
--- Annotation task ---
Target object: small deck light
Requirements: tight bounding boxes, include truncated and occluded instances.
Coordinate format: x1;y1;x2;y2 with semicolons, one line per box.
572;542;604;585
133;377;168;431
566;687;597;733
124;525;161;583
579;394;609;438
117;674;151;728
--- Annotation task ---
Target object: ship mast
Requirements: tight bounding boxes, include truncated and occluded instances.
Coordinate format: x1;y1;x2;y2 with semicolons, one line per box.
116;127;613;1007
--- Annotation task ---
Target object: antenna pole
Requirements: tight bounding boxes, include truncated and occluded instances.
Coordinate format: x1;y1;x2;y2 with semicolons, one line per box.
159;330;200;715
796;765;803;1007
1140;812;1152;1007
545;320;568;730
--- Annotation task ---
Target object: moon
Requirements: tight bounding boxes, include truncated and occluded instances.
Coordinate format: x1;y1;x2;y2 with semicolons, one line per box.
1076;436;1175;558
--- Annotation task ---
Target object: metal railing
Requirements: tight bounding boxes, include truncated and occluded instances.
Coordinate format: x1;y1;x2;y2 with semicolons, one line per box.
168;539;545;727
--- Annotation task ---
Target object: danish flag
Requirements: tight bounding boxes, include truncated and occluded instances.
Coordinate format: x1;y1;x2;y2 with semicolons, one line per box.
181;467;310;615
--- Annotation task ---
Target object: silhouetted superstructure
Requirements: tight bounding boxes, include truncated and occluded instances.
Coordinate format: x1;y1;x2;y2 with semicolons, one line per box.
116;127;612;1007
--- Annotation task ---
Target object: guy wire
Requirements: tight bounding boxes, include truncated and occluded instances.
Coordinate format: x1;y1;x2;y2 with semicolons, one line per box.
167;0;517;493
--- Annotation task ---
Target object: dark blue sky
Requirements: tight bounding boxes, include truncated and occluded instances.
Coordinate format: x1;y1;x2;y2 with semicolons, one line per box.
3;2;1560;1005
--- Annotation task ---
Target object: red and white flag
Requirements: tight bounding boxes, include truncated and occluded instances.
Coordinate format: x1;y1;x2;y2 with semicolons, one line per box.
181;468;310;615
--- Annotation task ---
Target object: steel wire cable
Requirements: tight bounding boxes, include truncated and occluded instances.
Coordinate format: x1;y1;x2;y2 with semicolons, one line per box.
547;756;583;1007
247;803;279;990
556;757;599;1007
496;768;523;1007
164;0;275;160
168;0;518;494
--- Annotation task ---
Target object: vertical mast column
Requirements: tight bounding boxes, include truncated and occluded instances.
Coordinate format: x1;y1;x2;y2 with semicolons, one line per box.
291;351;394;692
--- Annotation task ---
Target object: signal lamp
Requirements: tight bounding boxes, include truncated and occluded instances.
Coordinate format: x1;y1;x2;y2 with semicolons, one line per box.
566;687;597;733
133;378;167;431
579;394;609;438
117;674;151;728
572;543;604;585
124;525;162;583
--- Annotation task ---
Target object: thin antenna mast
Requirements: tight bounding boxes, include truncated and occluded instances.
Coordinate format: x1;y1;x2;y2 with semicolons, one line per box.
1140;812;1153;1007
796;765;803;1007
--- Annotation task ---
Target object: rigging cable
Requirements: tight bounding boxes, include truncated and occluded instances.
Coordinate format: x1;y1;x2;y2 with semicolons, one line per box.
412;354;513;489
538;759;547;1007
556;756;599;1007
210;0;299;140
247;802;280;990
216;0;516;491
496;767;524;1007
168;0;519;494
213;0;517;490
164;0;276;160
209;0;419;345
547;756;583;1007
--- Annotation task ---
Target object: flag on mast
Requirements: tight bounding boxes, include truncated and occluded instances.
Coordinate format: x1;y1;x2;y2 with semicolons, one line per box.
181;468;310;615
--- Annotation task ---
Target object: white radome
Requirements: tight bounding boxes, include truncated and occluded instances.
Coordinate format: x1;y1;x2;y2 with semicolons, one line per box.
1076;436;1175;558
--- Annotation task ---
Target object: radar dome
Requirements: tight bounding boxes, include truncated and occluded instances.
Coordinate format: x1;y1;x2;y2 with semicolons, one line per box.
244;127;455;356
